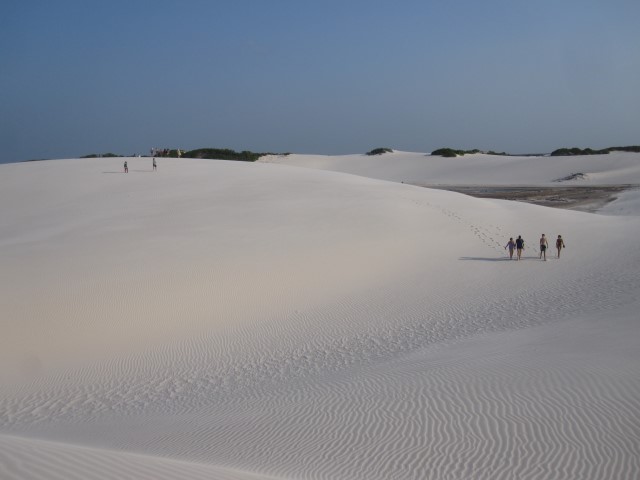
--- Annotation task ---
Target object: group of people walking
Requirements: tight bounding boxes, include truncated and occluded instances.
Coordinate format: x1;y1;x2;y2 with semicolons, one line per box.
504;234;566;261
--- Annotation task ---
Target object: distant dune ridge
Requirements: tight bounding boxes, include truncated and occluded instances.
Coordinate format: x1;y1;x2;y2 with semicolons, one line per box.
1;152;640;479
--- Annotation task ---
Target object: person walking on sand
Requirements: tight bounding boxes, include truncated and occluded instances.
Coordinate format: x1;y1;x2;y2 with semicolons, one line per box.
124;160;128;173
153;157;157;171
556;234;566;258
515;235;525;260
505;237;516;260
539;234;549;261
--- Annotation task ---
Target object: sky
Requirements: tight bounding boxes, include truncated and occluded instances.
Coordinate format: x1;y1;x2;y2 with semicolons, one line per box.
1;0;639;163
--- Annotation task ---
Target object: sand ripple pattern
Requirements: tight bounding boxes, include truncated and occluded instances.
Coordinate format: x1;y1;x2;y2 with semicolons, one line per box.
3;246;639;479
2;160;640;479
0;434;280;480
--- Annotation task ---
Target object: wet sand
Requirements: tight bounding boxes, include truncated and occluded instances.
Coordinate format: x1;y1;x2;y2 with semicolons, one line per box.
421;185;639;213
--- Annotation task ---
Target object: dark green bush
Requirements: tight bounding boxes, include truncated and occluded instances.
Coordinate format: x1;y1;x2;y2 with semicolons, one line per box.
81;153;121;158
366;148;393;156
182;148;288;161
611;146;640;153
431;148;464;157
551;145;640;156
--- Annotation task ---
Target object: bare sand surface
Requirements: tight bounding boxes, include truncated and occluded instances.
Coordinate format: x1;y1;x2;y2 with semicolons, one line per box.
2;156;640;480
260;151;640;215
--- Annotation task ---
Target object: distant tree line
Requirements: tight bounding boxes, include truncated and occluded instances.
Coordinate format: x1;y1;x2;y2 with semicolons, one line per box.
550;146;640;156
362;147;510;158
78;145;640;161
429;146;639;158
183;148;288;161
81;148;289;161
81;153;122;158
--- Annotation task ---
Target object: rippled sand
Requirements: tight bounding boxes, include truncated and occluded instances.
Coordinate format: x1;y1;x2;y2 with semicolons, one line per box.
1;156;639;479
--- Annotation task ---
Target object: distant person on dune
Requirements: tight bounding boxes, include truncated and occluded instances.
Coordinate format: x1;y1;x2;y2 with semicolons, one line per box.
515;235;525;260
124;160;128;173
153;157;157;171
539;234;549;261
556;235;566;258
504;237;516;260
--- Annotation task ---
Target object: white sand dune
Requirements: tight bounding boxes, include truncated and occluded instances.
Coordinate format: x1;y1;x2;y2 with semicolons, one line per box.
0;434;278;480
1;155;640;479
260;150;640;187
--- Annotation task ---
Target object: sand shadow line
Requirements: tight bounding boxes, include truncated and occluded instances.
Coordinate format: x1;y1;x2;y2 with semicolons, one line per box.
459;257;514;262
102;170;155;174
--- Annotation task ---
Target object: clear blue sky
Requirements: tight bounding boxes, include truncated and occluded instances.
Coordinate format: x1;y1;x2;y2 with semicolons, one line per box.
1;0;639;163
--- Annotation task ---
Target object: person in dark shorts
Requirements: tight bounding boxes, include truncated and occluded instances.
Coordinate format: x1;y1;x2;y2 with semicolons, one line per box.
539;234;549;261
153;157;157;171
515;235;525;260
124;160;128;173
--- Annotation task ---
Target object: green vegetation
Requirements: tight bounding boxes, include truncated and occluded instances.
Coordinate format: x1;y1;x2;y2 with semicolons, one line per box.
77;144;639;162
78;148;288;161
182;148;288;161
431;148;481;158
81;153;121;158
551;146;640;156
366;148;393;156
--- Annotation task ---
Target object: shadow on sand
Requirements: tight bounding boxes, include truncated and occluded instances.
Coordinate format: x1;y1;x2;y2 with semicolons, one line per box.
459;257;516;262
102;170;155;174
460;256;550;262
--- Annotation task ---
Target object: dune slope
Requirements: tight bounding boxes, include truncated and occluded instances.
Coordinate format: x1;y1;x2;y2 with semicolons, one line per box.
1;157;639;479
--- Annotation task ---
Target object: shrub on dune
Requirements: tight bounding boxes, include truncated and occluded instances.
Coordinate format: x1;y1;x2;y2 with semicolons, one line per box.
366;148;393;156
